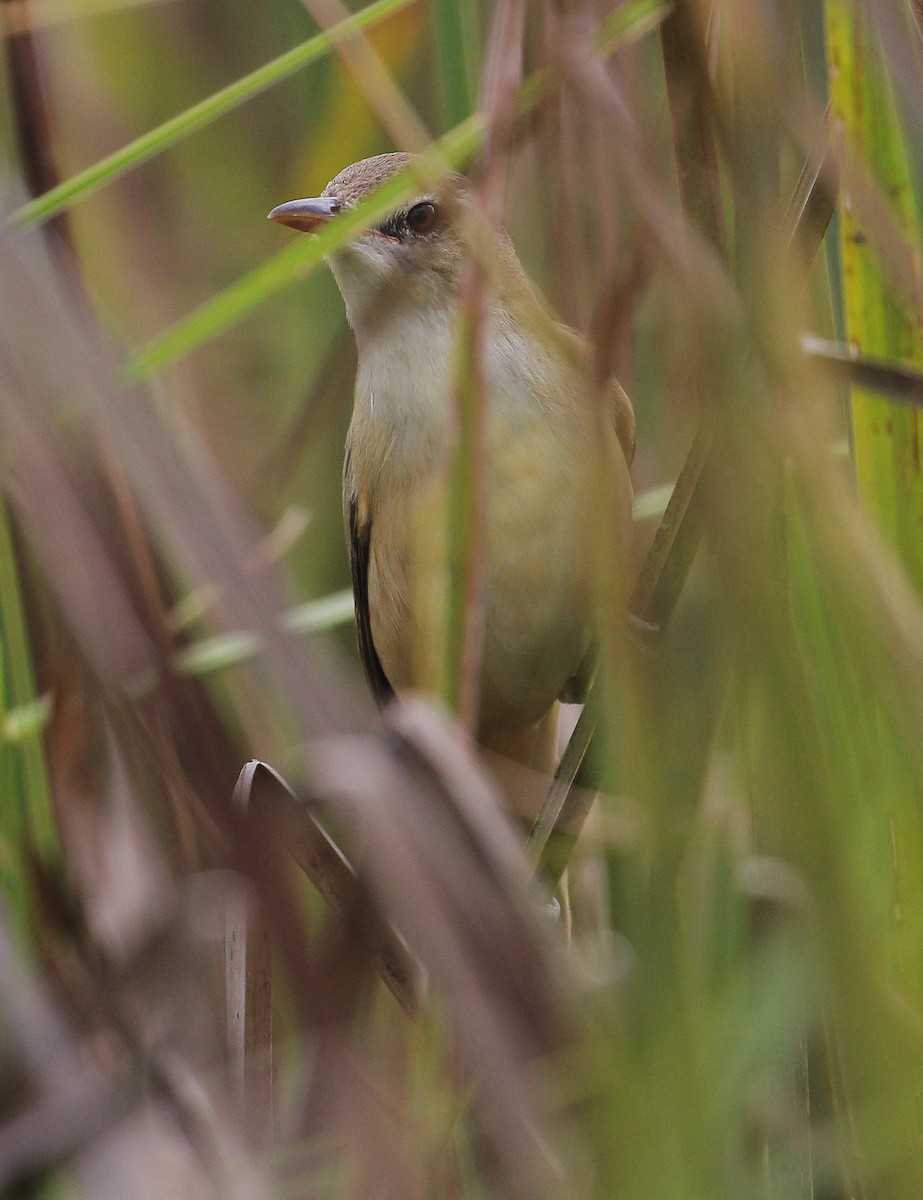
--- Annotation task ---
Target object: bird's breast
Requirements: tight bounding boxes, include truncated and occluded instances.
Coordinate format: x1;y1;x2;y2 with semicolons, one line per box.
346;316;604;728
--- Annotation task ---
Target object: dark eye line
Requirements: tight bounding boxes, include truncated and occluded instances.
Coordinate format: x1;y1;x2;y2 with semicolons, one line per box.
376;200;437;240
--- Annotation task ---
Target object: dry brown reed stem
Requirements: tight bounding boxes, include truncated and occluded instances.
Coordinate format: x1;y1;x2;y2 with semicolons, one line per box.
531;0;733;865
234;759;423;1014
2;5;247;878
0;213;566;1199
0;906;143;1190
1;0;72;250
445;0;526;728
533;0;841;877
0;719;268;1196
0;0;167;33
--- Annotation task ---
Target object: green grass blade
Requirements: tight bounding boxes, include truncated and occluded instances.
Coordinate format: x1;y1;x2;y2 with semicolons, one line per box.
0;498;54;945
825;0;923;585
127;235;351;381
431;0;479;132
174;588;354;677
8;0;419;229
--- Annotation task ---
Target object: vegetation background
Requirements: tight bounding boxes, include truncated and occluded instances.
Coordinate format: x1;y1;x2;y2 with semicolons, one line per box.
2;0;923;1197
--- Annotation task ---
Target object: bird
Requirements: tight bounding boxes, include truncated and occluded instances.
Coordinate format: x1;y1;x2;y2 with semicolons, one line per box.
269;152;635;824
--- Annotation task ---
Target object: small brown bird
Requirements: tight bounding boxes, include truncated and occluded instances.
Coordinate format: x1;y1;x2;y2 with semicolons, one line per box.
270;153;634;821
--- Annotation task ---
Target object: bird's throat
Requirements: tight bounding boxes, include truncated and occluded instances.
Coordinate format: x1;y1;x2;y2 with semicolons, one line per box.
350;305;457;478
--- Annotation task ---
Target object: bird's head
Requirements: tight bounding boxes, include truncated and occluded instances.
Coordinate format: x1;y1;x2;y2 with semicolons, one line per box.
269;152;473;337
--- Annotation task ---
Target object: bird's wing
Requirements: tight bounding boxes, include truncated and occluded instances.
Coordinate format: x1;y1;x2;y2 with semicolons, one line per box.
344;454;394;705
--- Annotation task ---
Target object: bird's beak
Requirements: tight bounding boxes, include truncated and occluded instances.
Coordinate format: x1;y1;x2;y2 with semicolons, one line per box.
267;196;341;233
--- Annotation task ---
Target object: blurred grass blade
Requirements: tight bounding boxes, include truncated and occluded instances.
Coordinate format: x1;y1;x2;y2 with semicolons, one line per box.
802;333;923;407
785;473;923;1171
439;0;528;728
8;0;419;228
0;498;54;945
529;699;596;882
228;766;274;1146
629;418;714;631
597;0;672;47
442;297;487;726
432;0;479;131
174;588;355;676
786;108;837;259
128;235;360;381
658;0;726;253
628;0;725;634
826;0;923;587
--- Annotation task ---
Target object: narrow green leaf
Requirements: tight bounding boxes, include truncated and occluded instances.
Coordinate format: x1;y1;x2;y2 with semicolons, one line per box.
431;0;479;132
8;0;419;229
0;497;54;945
127;236;343;381
285;588;355;635
174;588;354;677
826;0;923;585
176;631;263;677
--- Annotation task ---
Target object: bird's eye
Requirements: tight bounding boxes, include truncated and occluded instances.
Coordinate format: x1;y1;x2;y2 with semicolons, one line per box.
405;201;438;235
